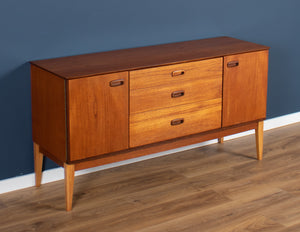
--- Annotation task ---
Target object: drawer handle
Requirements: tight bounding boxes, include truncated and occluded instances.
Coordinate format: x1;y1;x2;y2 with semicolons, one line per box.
172;70;185;77
227;60;239;68
171;90;185;98
171;118;184;126
109;79;124;87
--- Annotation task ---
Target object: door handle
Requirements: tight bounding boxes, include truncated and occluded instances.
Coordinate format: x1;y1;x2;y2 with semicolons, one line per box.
109;79;124;87
172;70;185;77
227;60;239;68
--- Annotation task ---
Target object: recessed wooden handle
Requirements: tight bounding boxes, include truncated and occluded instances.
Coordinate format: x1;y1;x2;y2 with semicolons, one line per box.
172;70;185;77
227;60;239;68
170;118;184;126
109;79;124;87
171;90;185;98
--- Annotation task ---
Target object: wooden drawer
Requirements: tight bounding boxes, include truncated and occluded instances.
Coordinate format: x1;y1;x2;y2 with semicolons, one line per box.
130;98;221;147
130;58;223;90
130;75;222;113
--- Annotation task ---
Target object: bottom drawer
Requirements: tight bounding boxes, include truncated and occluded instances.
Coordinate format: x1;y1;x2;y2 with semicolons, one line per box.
130;98;221;147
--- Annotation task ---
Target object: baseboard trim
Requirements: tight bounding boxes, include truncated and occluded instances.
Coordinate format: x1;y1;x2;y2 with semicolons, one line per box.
1;111;300;194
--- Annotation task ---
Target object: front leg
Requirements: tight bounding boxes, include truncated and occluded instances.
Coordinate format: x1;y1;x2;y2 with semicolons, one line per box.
255;121;264;160
64;163;75;211
33;143;43;187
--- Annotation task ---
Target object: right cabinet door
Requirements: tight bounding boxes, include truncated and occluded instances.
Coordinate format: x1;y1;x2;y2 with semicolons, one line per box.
223;50;269;127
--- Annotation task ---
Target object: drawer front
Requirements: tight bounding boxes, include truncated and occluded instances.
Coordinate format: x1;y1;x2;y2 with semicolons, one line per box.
130;75;222;113
130;98;221;147
130;58;223;90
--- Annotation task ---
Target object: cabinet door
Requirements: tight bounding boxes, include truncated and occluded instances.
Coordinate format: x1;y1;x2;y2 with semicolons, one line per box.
223;50;268;127
68;72;128;161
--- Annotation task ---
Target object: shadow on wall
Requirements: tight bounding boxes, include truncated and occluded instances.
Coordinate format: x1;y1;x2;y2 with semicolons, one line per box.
0;63;58;180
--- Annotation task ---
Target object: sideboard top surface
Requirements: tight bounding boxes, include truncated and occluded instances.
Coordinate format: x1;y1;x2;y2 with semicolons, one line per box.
31;36;269;79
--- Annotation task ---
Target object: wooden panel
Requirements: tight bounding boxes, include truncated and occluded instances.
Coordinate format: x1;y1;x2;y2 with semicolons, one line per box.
223;50;269;127
130;58;222;90
67;72;129;161
131;74;222;113
39;147;65;167
31;65;66;163
30;37;269;79
130;99;222;147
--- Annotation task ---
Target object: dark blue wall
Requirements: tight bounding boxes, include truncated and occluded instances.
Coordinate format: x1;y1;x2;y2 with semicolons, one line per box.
1;0;299;180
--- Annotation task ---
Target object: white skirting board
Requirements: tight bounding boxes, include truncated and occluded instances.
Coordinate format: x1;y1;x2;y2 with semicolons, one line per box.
1;111;300;194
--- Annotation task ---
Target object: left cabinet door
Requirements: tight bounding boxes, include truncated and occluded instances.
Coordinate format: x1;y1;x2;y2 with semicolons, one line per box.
67;72;129;161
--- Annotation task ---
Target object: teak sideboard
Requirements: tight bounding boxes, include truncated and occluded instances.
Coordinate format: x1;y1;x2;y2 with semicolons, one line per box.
30;36;269;211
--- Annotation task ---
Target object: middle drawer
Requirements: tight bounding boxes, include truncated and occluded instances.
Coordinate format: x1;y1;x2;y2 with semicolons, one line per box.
130;77;222;113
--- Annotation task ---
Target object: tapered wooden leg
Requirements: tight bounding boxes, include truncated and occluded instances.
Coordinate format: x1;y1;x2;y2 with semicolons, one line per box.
64;163;75;211
218;137;224;144
33;142;43;187
255;121;264;160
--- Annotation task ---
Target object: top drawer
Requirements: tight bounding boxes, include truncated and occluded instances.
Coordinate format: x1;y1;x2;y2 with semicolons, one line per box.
130;58;223;90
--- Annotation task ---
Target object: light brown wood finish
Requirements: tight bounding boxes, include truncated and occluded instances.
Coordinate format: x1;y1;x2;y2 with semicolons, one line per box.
256;121;264;160
67;72;129;161
30;37;268;79
64;163;75;211
218;137;224;144
31;65;67;163
223;50;269;127
30;37;269;211
130;58;222;90
130;99;222;147
1;123;300;232
33;143;43;187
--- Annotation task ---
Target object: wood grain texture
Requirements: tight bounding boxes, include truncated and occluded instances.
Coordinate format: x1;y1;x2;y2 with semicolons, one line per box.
30;37;269;79
64;163;75;211
130;60;222;113
31;65;67;163
223;50;269;127
38;147;65;167
1;122;299;232
256;121;264;160
33;143;43;187
67;72;129;161
73;121;259;170
130;99;222;147
130;58;222;90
